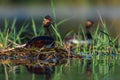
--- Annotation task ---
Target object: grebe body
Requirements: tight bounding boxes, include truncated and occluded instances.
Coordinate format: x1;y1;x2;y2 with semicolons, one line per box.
25;15;55;48
26;36;55;48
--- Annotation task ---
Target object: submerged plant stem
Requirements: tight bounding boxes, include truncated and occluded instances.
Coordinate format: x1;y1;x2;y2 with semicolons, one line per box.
3;63;8;80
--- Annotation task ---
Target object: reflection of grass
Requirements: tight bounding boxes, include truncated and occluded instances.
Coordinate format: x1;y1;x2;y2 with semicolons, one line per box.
3;64;8;80
52;59;118;80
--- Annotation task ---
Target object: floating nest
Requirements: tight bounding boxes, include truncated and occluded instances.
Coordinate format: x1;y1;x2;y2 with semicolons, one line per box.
0;46;83;67
0;44;118;71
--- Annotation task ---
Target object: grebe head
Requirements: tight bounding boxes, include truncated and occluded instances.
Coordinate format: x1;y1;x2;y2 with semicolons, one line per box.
85;20;94;29
42;15;53;36
42;15;52;28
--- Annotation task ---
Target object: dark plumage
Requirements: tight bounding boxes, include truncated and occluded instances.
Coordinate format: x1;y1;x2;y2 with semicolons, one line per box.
26;36;55;48
25;15;55;48
85;20;94;40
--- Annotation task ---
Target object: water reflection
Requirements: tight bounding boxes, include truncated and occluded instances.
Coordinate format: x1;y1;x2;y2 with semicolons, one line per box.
0;59;120;80
26;65;55;80
52;59;120;80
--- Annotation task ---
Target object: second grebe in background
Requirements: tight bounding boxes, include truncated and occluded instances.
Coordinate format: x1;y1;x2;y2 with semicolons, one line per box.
64;20;94;49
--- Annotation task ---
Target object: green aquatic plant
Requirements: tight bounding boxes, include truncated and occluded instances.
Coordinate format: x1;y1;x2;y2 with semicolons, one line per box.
31;19;44;37
0;18;29;48
3;64;8;80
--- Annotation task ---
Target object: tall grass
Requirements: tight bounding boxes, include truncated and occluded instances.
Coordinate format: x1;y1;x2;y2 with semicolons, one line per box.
50;0;74;47
49;0;119;58
31;19;45;37
0;18;29;48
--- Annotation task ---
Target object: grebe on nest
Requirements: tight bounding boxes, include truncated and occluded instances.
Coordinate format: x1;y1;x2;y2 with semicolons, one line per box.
25;15;55;48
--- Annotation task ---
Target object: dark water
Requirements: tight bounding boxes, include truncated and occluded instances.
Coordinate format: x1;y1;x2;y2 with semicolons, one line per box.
0;59;120;80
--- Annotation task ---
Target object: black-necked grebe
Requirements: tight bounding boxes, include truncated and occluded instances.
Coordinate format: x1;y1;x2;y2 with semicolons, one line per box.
64;20;94;49
25;15;55;48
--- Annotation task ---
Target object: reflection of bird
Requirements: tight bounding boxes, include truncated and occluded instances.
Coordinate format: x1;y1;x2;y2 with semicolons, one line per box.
85;60;92;77
25;15;55;48
25;16;55;80
64;20;94;49
26;65;55;80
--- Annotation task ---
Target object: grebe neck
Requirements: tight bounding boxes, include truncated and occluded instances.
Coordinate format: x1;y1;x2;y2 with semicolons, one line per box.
44;27;51;36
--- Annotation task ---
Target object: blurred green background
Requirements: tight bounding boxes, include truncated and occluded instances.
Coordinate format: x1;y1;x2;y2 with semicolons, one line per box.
0;0;120;39
0;0;120;6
